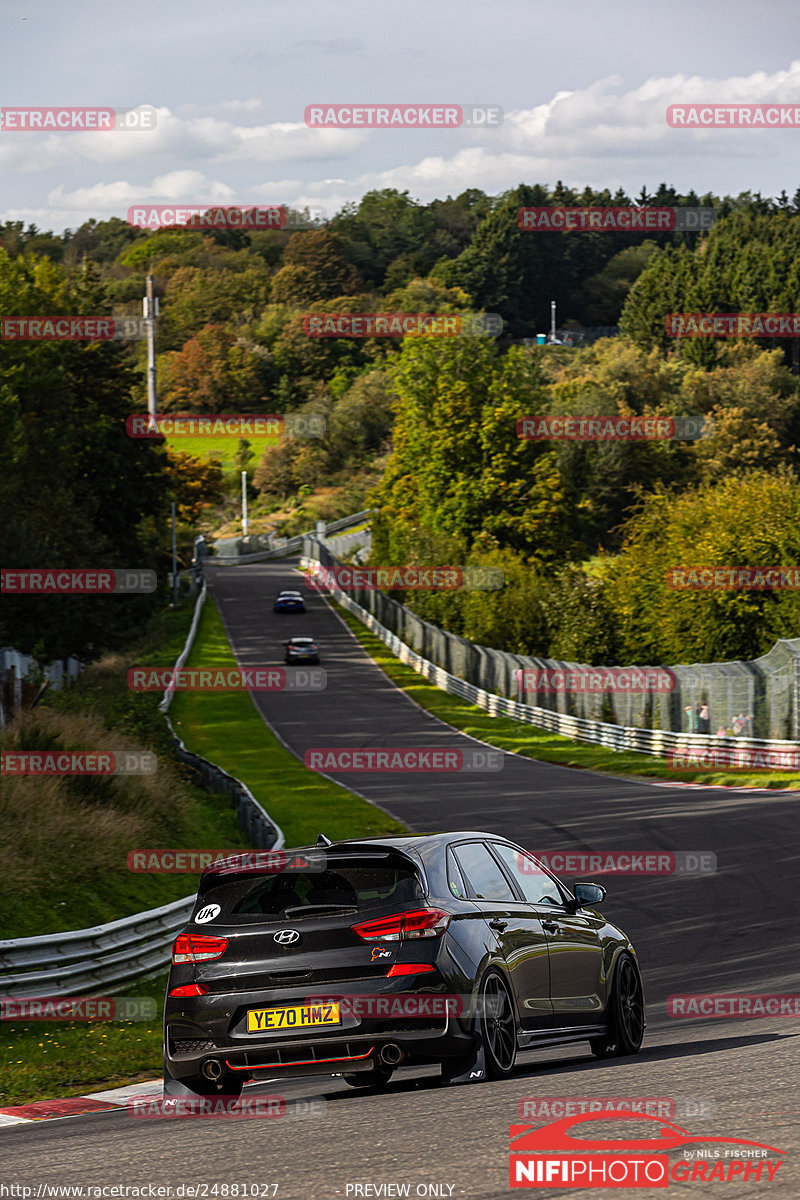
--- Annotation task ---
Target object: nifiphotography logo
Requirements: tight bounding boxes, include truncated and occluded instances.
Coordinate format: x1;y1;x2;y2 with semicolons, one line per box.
509;1112;785;1187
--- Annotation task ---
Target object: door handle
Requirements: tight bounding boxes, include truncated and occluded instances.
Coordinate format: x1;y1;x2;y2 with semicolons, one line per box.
488;918;508;931
541;921;559;934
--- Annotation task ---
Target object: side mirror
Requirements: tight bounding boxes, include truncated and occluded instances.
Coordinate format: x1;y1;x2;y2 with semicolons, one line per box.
572;882;606;909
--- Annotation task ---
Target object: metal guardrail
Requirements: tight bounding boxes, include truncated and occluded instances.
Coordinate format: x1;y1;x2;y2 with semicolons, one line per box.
1;582;284;996
0;898;194;999
301;553;800;761
321;510;376;536
167;717;284;852
215;509;376;565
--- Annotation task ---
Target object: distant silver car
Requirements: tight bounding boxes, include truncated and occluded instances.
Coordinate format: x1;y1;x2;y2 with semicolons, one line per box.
284;636;320;664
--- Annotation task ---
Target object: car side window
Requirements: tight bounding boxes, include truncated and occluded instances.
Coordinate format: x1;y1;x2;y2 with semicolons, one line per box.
491;843;566;907
446;848;468;899
453;842;516;902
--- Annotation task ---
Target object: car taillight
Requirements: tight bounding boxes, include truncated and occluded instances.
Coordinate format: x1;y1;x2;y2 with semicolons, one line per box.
172;934;229;963
386;964;434;977
169;983;210;997
351;909;451;943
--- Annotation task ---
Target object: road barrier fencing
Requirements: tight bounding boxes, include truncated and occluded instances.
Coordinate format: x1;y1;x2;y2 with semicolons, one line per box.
301;538;800;755
0;898;196;1000
214;509;375;564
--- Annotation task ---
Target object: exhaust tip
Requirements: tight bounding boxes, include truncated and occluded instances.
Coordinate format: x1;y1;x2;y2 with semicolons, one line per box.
379;1043;404;1066
202;1059;223;1081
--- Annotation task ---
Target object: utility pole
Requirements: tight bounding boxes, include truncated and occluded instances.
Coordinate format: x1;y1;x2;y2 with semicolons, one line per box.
171;501;179;607
144;274;159;424
550;299;557;344
241;470;249;539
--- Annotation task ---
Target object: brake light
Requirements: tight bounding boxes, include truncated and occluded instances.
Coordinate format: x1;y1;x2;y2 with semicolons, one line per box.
351;909;451;943
172;934;229;963
386;964;434;977
169;983;210;997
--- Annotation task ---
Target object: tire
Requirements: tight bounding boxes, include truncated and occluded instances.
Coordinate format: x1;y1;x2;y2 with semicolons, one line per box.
590;953;645;1059
480;970;518;1080
341;1064;394;1089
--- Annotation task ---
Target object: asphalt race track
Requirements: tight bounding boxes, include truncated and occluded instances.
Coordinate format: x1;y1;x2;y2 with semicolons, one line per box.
4;558;800;1198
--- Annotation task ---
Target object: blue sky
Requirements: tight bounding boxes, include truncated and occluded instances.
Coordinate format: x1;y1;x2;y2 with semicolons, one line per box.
2;0;800;232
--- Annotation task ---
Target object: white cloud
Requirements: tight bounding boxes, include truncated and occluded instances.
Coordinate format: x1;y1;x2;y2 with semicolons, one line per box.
0;106;368;173
6;61;800;229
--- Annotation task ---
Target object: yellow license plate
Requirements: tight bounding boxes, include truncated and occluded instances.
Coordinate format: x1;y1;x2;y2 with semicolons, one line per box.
246;1002;341;1033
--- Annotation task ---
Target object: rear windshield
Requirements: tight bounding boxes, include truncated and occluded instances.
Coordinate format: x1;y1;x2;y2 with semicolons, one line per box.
197;858;424;922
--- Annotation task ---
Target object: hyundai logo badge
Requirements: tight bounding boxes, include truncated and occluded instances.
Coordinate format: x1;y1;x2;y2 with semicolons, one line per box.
274;929;301;945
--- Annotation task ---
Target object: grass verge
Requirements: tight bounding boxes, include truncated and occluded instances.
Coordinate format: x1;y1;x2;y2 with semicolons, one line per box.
333;603;800;792
3;589;405;1107
4;597;248;939
169;594;407;846
0;979;166;1109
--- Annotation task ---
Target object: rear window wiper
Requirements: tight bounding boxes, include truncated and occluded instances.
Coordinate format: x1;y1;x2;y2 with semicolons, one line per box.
282;904;359;917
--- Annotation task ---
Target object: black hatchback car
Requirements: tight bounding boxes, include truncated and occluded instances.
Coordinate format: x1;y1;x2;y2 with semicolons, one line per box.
163;832;645;1097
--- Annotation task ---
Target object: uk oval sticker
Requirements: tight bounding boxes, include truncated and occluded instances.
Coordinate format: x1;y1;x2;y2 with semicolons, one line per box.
195;903;221;924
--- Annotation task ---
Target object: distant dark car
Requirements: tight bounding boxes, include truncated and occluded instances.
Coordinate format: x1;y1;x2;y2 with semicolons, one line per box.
163;832;645;1098
284;636;320;664
273;590;305;614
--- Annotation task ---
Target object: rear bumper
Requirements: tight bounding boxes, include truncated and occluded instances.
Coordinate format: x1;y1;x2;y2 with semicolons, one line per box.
165;1008;474;1083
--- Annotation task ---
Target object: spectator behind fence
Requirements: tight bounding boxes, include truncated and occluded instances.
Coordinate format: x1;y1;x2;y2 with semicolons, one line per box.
732;712;754;736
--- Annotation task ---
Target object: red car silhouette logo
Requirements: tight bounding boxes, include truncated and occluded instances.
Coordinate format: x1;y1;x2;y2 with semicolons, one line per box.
510;1111;784;1155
